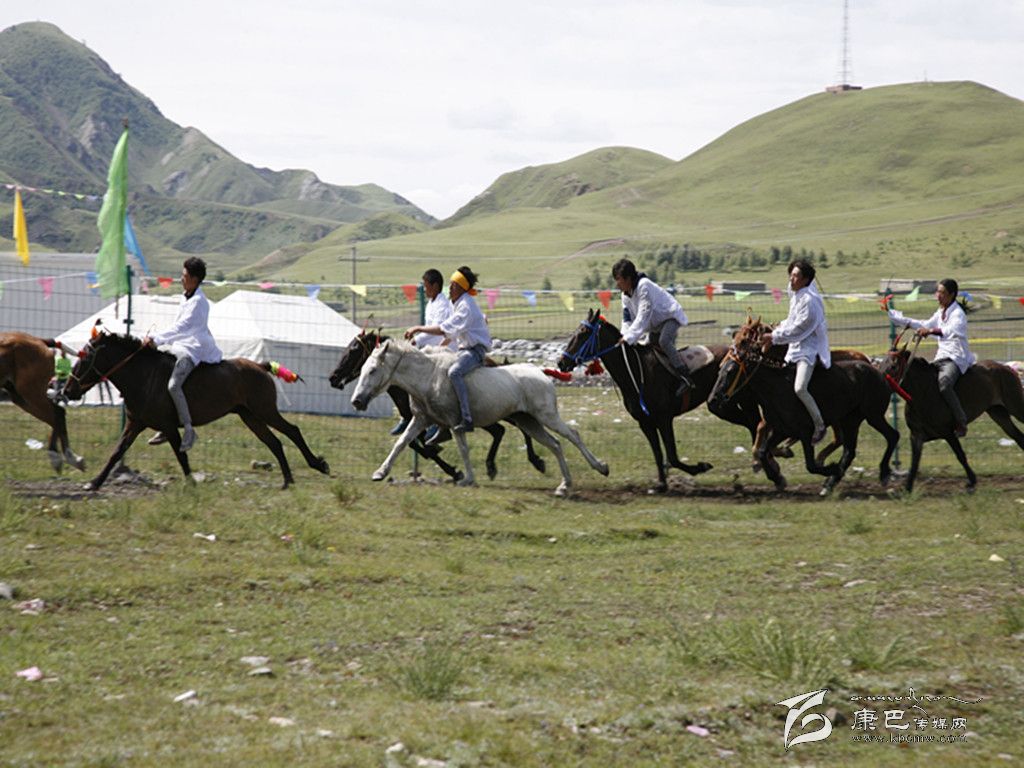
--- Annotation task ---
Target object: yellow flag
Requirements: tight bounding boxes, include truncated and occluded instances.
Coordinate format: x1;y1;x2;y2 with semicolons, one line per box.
991;295;1002;309
347;284;367;297
13;188;30;265
559;291;575;312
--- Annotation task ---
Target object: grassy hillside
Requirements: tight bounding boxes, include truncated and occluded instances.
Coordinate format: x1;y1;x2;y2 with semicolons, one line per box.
0;22;432;272
265;82;1024;293
442;146;672;226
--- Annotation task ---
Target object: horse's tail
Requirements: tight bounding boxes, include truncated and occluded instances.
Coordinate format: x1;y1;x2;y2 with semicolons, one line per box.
263;361;304;383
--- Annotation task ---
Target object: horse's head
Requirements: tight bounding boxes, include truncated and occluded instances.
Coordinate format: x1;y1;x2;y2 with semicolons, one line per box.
877;328;912;382
350;338;402;411
708;317;772;409
330;329;384;390
63;331;143;400
558;308;620;373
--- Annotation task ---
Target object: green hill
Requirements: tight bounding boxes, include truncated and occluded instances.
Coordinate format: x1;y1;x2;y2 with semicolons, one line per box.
0;21;433;271
269;81;1024;292
441;146;672;226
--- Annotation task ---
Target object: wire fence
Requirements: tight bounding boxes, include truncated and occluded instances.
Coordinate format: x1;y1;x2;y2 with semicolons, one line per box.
3;253;1024;487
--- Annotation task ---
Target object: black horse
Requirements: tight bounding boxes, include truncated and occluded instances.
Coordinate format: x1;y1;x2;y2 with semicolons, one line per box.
63;331;330;490
709;318;898;494
878;333;1024;492
329;330;546;481
558;309;763;492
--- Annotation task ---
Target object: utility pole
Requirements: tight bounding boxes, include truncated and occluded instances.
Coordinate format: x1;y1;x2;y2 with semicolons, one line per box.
341;245;370;323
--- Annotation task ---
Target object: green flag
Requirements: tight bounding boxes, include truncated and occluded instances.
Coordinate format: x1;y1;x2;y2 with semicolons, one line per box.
95;128;130;298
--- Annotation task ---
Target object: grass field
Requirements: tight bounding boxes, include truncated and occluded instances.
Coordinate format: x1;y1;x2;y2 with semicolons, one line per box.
2;386;1023;766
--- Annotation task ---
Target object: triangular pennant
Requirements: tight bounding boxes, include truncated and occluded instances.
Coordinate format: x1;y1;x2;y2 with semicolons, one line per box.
485;288;500;310
522;290;537;307
771;287;782;304
559;291;574;312
597;289;612;309
259;281;275;291
158;276;174;288
37;276;54;301
705;284;714;302
401;284;418;303
305;284;321;300
905;286;920;302
347;284;367;297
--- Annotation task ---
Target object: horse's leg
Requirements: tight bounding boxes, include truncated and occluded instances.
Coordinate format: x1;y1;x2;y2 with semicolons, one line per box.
906;433;925;493
814;427;843;465
508;413;573;496
820;419;859;496
656;418;712;476
6;387;65;473
257;409;329;475
944;435;977;491
532;408;608;477
987;405;1024;449
372;413;430;481
408;434;464;482
87;420;145;491
451;430;477;488
236;408;294;489
757;431;788;491
863;410;899;486
482;422;504;480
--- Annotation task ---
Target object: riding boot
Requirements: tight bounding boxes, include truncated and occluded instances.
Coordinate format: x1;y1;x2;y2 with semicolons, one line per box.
389;418;410;436
148;432;170;446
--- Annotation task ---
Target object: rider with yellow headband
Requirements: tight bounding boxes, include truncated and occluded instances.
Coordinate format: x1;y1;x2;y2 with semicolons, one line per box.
405;266;491;437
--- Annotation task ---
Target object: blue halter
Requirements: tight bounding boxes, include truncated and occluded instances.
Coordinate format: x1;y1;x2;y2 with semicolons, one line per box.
560;317;620;367
561;316;650;417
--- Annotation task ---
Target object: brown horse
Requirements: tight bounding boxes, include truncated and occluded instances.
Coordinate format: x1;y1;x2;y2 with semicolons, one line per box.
0;332;85;473
328;330;546;482
558;309;763;492
63;331;330;490
878;335;1024;492
709;318;898;494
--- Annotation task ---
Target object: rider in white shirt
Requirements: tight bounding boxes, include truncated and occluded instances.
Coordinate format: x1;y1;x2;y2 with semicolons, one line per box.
764;259;830;444
142;257;222;452
390;268;454;435
405;266;491;438
612;258;693;398
888;278;975;436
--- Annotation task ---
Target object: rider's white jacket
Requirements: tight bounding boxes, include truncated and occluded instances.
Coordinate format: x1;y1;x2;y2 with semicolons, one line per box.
889;302;976;373
772;283;831;368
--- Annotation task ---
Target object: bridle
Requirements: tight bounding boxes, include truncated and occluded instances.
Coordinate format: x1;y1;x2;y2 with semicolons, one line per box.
65;336;146;392
559;317;620;367
339;332;381;385
561;315;653;416
719;331;785;400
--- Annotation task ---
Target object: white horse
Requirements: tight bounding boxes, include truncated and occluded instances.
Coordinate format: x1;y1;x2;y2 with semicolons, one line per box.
350;340;609;495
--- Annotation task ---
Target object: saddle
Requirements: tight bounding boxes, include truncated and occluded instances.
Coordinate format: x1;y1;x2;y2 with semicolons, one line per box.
649;344;715;377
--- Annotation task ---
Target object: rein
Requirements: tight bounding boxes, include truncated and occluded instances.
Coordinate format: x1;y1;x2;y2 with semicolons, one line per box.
67;339;147;391
562;317;651;416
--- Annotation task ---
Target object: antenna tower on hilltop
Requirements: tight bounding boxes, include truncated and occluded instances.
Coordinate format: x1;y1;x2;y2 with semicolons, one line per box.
826;0;862;93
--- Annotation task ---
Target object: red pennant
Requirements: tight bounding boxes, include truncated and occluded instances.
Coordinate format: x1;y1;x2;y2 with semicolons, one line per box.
37;276;55;301
401;284;418;303
705;284;715;302
771;287;783;304
1019;297;1024;307
597;290;612;309
158;276;174;288
258;281;275;291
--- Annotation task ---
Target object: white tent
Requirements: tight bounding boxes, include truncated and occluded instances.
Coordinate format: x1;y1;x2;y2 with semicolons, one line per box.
56;291;390;417
209;290;388;417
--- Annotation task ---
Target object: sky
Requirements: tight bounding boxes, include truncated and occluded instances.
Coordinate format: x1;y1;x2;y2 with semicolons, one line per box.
5;1;1024;219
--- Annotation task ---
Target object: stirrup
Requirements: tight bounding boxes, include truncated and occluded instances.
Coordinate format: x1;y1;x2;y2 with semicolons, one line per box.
148;432;169;446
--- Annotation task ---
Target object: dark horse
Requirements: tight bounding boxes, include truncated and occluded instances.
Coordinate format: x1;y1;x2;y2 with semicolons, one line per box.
878;333;1024;492
0;332;85;473
558;309;763;492
329;330;545;481
63;332;330;490
708;318;898;494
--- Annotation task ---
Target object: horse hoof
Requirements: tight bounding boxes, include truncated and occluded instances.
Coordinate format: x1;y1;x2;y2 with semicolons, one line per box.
83;482;99;492
486;464;497;481
452;471;465;483
648;484;668;495
696;462;713;475
819;486;833;497
70;455;86;472
598;462;610;477
48;450;63;472
371;469;387;481
456;478;476;488
773;477;787;492
533;460;547;474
